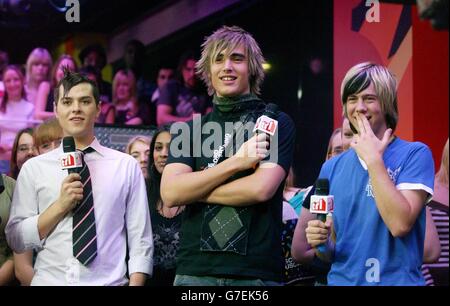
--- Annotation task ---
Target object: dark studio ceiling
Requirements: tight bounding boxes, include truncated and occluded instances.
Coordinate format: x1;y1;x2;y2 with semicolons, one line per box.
0;0;171;60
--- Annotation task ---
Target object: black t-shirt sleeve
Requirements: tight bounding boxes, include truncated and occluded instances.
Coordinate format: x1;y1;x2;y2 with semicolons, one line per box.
261;111;296;175
166;119;195;169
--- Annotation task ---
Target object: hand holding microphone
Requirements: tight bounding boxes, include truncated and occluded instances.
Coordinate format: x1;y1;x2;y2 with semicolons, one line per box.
58;137;84;212
306;179;334;254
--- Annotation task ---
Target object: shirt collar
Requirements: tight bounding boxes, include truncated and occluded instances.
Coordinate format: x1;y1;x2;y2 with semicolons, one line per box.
56;137;106;157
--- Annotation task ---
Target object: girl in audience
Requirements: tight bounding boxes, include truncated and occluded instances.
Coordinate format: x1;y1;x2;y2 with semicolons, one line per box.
0;66;35;161
126;136;151;180
35;54;77;120
112;69;150;125
25;48;52;105
146;125;183;286
8;128;37;180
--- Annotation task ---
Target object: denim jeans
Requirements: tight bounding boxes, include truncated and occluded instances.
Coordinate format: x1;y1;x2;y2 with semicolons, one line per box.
174;275;283;286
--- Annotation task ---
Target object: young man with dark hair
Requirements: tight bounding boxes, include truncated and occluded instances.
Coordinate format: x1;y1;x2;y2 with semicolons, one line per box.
6;71;153;286
156;52;211;126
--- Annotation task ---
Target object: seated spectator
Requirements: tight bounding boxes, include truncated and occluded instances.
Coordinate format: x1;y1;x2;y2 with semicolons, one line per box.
35;54;78;120
0;49;9;99
24;48;52;105
112;69;150;125
123;39;155;104
151;66;174;104
126;136;151;180
0;66;35;161
80;65;115;124
146;125;184;286
0;172;16;285
79;44;112;102
8;128;37;179
157;52;211;126
149;66;174;126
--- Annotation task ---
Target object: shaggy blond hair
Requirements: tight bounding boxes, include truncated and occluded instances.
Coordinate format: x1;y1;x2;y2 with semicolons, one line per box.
196;25;265;96
341;62;398;131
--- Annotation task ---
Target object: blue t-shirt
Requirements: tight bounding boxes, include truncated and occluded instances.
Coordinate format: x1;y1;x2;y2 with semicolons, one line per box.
319;137;434;286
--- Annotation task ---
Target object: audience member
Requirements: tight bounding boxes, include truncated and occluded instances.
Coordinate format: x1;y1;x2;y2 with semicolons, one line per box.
0;66;35;161
8;128;37;180
35;54;78;120
146;125;184;286
151;66;174;104
0;173;16;285
80;65;115;124
123;40;155;104
25;48;52;105
157;52;211;126
291;120;352;285
0;49;9;99
126;136;151;180
79;44;112;102
282;167;316;285
34;118;63;154
112;69;151;125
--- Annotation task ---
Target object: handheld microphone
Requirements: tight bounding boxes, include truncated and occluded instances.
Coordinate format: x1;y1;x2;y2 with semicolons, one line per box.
253;103;279;137
309;178;334;253
61;136;83;174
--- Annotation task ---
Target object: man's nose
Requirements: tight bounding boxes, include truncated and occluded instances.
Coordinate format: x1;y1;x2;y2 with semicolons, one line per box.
223;59;232;71
71;101;81;112
355;99;367;113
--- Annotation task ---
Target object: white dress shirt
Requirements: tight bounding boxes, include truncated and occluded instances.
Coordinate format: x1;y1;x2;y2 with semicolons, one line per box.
6;138;153;286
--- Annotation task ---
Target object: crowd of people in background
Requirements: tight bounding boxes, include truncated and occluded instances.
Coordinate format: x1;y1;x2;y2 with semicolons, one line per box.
0;25;448;286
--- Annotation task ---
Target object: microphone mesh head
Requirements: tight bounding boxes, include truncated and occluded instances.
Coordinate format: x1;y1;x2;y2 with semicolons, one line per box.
62;136;76;153
315;178;329;195
264;103;279;118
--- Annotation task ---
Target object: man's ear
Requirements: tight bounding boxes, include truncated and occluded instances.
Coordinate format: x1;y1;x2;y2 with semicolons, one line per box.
95;101;101;119
53;101;58;118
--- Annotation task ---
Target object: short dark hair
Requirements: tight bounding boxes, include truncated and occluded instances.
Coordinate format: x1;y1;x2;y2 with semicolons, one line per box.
54;69;100;106
79;44;107;69
176;51;197;82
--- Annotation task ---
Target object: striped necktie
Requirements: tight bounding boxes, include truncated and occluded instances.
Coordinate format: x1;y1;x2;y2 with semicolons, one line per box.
72;147;97;266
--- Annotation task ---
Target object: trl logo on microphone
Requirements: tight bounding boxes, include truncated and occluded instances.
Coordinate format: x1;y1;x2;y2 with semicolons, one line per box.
310;195;334;214
253;115;278;136
60;152;83;170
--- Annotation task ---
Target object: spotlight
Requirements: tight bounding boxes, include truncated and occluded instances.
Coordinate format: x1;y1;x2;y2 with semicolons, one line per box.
0;0;31;16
